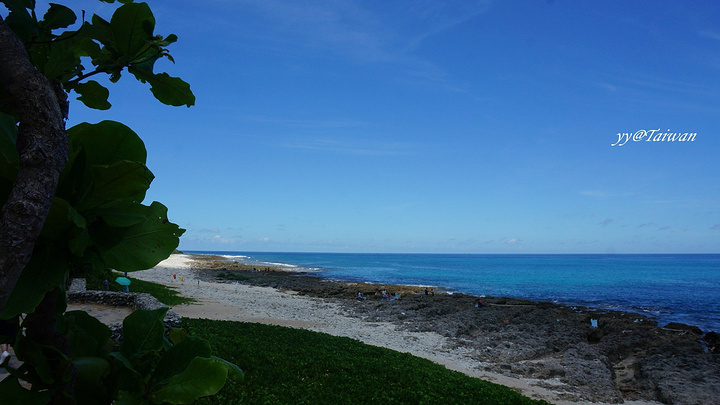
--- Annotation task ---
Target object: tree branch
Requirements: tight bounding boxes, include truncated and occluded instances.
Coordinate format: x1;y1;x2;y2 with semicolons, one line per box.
0;16;69;312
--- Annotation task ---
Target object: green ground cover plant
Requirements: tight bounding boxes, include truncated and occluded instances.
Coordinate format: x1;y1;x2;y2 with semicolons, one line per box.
108;272;195;306
185;319;551;405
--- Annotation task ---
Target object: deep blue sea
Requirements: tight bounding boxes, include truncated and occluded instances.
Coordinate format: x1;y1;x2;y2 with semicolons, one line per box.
188;252;720;333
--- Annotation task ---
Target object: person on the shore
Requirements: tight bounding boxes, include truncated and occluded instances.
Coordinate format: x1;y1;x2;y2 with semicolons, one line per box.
0;315;19;365
102;279;109;291
475;298;483;308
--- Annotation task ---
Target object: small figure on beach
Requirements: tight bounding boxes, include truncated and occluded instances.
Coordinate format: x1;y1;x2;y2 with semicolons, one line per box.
180;276;184;282
424;288;429;295
475;298;483;308
357;292;367;300
102;279;109;291
0;315;19;366
173;274;177;281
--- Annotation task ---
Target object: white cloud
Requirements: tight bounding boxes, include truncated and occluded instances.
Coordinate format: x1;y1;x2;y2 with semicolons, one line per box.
280;136;416;156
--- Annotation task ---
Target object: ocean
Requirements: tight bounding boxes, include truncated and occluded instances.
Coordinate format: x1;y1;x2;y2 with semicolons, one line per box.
187;252;720;333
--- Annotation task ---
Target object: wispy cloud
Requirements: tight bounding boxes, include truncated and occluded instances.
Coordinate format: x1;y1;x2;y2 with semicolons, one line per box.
236;114;367;130
239;0;491;59
280;136;416;156
599;219;613;227
699;30;720;41
233;0;493;87
636;222;655;228
580;190;632;198
711;224;720;230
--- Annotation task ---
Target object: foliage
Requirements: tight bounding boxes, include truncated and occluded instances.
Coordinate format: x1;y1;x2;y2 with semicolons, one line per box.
0;308;243;404
1;0;194;112
0;120;185;319
0;1;240;403
0;0;191;318
186;319;550;405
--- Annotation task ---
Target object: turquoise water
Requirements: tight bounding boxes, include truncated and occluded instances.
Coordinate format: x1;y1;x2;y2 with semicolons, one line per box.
189;252;720;333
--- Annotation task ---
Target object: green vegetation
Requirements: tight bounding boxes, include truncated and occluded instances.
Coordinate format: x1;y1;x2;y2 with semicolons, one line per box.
0;2;239;403
109;272;195;306
186;319;551;405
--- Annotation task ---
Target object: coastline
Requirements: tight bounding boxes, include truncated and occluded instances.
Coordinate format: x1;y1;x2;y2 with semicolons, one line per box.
127;254;719;405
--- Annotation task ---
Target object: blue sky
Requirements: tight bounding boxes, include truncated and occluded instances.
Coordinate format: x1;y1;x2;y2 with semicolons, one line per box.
37;1;720;253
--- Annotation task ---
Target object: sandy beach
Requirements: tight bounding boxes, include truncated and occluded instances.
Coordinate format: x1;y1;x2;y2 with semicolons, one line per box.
110;254;709;405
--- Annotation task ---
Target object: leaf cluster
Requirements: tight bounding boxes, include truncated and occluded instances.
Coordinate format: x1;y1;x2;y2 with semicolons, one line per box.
0;119;185;319
0;308;243;404
0;0;194;110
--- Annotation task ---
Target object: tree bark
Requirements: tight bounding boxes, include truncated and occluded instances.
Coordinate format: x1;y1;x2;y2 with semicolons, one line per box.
0;16;69;312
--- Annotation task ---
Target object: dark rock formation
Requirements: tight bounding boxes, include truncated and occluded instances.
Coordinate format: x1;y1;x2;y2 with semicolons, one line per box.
202;264;720;405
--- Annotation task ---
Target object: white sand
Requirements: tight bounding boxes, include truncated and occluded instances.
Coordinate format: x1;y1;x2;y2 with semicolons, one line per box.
129;254;660;405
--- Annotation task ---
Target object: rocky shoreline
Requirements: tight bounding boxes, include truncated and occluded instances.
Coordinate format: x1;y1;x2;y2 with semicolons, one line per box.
197;256;720;405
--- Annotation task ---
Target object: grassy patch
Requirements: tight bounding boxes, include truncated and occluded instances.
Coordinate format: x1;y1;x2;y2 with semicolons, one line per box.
110;272;195;306
186;319;550;405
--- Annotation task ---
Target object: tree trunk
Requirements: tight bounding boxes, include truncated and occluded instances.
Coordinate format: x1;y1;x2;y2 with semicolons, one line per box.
0;16;69;312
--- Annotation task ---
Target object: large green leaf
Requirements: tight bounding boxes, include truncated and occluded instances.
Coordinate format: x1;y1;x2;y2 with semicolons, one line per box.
38;197;92;256
12;333;58;385
38;197;92;257
0;247;69;319
110;2;155;59
151;357;229;404
96;201;184;271
72;357;111;405
40;3;76;30
0;377;52;405
152;336;212;383
65;310;112;358
86;201;151;227
210;356;244;382
68;121;147;166
145;73;195;107
40;197;86;240
2;0;40;43
89;14;113;47
42;37;81;81
74;80;111;110
79;160;154;210
120;307;168;357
